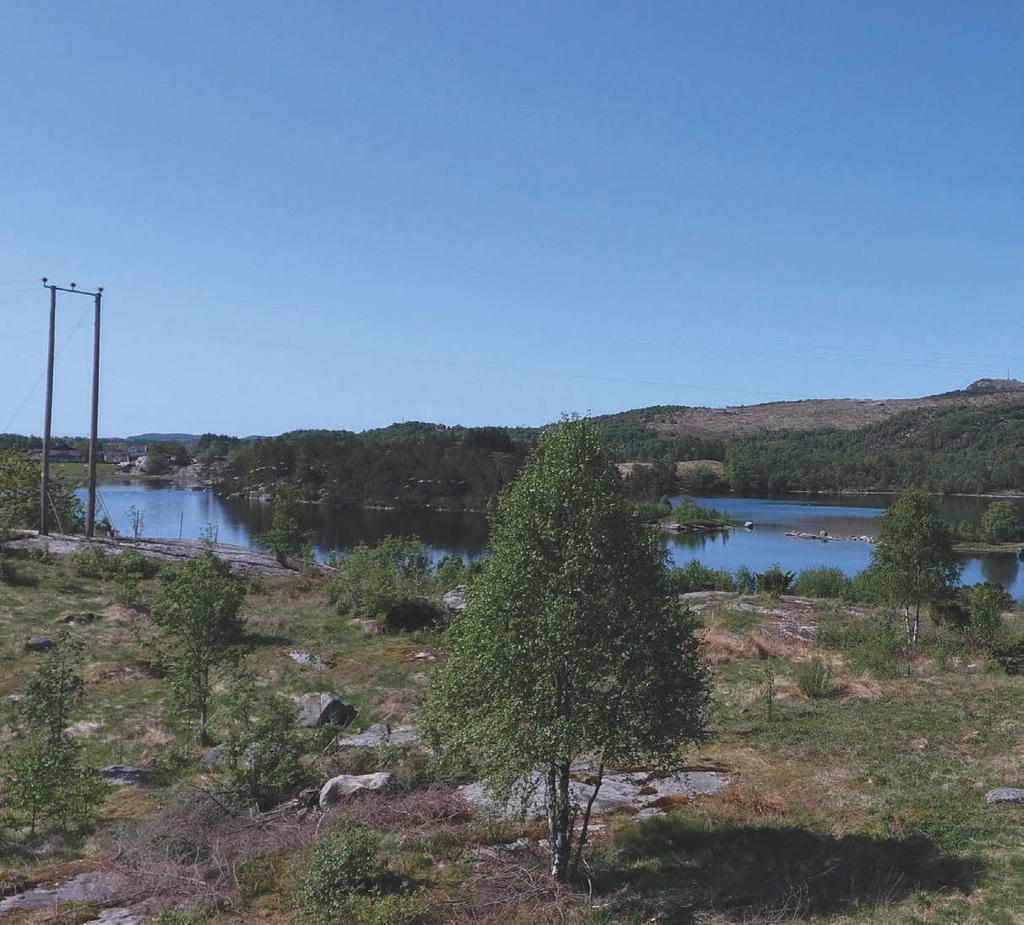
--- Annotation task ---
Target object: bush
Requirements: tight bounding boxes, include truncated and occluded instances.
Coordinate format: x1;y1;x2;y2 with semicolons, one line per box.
116;548;161;579
378;597;444;633
432;555;466;595
326;537;432;619
667;559;737;595
969;584;1008;648
794;658;833;698
756;564;795;597
793;566;852;600
68;544;110;578
991;639;1024;675
734;565;757;594
294;826;383;923
980;500;1019;544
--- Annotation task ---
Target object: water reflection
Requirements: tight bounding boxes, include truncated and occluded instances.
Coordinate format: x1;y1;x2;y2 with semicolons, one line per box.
80;484;1024;599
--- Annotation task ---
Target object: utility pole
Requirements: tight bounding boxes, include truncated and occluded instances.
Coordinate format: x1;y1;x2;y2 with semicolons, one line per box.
38;279;104;538
39;283;57;535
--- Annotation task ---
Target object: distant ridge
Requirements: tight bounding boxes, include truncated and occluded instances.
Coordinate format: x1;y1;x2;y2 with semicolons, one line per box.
598;379;1024;440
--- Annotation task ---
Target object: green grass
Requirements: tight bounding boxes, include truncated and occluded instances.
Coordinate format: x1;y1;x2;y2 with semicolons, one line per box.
3;562;1024;924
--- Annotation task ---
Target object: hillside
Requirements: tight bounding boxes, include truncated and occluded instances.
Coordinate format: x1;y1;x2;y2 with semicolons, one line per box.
598;379;1024;440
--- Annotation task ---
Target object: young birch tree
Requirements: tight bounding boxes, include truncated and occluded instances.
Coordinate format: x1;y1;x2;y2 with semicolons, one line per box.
425;418;709;881
871;490;960;646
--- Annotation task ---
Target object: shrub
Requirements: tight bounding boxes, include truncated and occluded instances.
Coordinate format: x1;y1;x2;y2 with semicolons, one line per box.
294;826;384;923
379;597;444;633
69;544;110;578
432;555;466;595
969;584;1008;648
116;548;161;579
734;565;757;594
667;559;737;595
980;500;1019;544
794;658;833;698
326;537;432;619
793;566;852;600
991;639;1024;675
756;564;795;597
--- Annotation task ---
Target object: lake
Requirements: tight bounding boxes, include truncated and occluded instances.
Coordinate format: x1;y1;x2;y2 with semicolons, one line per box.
78;483;1024;598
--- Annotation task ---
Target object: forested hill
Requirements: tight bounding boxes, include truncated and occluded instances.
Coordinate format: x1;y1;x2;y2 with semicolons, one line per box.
217;381;1024;506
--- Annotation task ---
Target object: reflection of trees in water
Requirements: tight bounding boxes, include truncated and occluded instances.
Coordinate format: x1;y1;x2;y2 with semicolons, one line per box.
980;554;1020;589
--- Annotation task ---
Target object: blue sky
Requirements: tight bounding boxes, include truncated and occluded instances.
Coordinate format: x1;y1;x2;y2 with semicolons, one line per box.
1;1;1021;437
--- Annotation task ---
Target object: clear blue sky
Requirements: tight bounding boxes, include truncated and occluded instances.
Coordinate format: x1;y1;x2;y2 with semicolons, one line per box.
1;1;1021;437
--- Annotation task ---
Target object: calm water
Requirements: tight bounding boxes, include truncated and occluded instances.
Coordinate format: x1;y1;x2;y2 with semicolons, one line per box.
78;483;1024;598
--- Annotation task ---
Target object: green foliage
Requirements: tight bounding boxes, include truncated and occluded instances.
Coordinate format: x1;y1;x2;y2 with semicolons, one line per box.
20;628;85;746
664;499;729;527
792;566;853;600
667;559;737;594
2;737;106;834
817;615;906;679
990;639;1024;675
154;551;246;740
0;448;84;532
432;555;466;595
218;668;307;808
756;564;795;597
424;418;710;881
256;481;313;566
968;584;1007;648
378;597;443;633
326;536;432;619
733;565;757;594
794;657;834;699
69;545;160;581
871;490;960;644
293;826;384;923
980;499;1019;543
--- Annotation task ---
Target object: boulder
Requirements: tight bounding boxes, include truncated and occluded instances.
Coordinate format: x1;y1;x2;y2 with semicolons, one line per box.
296;692;356;728
24;637;54;653
100;765;145;786
442;585;468;612
201;744;228;768
319;771;393;808
336;722;420;749
986;787;1024;805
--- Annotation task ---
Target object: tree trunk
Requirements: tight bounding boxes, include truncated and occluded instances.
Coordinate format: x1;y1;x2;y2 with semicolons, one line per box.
571;760;604;880
547;761;572;881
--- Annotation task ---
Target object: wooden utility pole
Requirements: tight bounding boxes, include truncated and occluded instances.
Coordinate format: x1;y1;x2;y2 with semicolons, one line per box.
38;279;104;538
86;289;103;537
39;283;57;535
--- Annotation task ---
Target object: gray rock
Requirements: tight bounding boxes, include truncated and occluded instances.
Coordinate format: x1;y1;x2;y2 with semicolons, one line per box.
289;650;326;669
25;636;54;652
336;723;420;749
201;744;228;768
986;787;1024;804
457;768;734;820
296;692;356;728
442;585;467;611
0;871;126;914
319;771;393;808
100;765;145;786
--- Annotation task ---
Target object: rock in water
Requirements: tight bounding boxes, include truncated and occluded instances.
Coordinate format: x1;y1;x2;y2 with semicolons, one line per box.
986;787;1024;804
100;765;145;786
319;772;393;808
296;692;356;728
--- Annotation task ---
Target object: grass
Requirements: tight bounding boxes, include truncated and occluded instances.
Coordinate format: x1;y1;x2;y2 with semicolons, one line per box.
2;557;1024;924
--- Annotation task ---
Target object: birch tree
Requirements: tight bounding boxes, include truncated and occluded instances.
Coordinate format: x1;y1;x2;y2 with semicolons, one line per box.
425;418;709;881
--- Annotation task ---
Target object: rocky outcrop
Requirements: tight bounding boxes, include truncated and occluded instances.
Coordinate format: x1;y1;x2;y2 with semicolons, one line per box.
319;772;393;808
296;692;356;728
336;722;419;749
100;765;146;786
443;585;468;612
457;767;733;820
